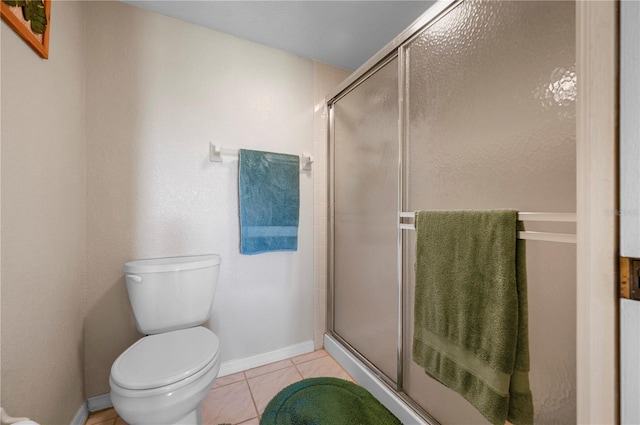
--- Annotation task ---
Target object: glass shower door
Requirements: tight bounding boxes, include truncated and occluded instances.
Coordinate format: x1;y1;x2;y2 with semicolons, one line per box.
402;1;576;423
331;57;399;382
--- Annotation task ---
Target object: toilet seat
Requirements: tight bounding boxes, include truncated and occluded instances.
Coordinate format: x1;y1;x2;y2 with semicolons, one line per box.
111;326;220;391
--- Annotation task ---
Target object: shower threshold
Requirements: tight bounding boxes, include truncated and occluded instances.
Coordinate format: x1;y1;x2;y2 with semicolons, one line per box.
324;334;437;425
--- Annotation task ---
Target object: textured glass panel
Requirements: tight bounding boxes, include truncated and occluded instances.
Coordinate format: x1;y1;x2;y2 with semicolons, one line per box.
333;57;399;381
403;2;576;424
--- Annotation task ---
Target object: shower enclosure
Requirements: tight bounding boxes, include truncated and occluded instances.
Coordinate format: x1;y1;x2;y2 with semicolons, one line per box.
327;1;576;423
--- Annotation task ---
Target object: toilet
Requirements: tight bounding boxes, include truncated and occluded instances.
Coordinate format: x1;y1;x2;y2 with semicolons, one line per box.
109;255;222;425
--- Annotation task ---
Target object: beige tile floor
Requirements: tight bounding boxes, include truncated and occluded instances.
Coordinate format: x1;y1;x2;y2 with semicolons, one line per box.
85;349;353;425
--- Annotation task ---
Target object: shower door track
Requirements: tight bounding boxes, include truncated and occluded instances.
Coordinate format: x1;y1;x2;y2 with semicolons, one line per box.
326;331;440;424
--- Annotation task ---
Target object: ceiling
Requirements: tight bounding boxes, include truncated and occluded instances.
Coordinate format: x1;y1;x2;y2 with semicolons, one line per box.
122;1;435;71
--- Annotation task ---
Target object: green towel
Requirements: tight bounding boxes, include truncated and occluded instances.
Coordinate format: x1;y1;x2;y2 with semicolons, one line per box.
412;210;533;425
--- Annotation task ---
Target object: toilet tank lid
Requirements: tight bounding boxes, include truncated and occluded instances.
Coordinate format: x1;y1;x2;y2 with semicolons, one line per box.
123;254;221;274
111;326;220;390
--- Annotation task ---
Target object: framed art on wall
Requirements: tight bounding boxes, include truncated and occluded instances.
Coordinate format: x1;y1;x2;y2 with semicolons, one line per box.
1;0;50;59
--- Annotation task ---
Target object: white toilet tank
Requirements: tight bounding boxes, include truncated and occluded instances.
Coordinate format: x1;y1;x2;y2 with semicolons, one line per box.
123;255;221;335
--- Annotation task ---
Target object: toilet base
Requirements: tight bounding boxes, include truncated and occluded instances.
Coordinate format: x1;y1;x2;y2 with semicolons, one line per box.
172;407;202;425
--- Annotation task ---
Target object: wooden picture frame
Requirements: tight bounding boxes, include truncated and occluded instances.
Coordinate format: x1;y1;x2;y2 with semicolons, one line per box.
1;0;50;59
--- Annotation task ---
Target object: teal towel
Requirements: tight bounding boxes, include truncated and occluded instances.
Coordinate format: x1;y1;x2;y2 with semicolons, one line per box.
412;210;533;425
238;149;299;255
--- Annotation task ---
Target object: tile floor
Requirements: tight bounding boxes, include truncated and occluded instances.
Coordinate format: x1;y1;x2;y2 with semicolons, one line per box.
85;349;353;425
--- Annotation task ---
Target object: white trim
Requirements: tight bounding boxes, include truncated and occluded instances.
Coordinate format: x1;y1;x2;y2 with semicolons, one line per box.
324;334;432;425
620;0;640;258
86;393;112;412
218;340;314;377
82;342;314;415
576;1;618;423
621;299;640;424
70;402;88;425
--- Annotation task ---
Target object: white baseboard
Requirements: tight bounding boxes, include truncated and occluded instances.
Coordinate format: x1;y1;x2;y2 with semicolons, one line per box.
81;341;313;418
218;340;314;377
87;393;113;412
70;402;88;425
324;334;431;425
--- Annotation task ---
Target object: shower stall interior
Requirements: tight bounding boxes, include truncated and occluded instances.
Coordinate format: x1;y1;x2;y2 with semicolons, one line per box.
327;1;576;423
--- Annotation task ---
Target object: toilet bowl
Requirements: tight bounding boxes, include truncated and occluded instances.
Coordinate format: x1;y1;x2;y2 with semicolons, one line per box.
109;255;222;425
110;326;220;425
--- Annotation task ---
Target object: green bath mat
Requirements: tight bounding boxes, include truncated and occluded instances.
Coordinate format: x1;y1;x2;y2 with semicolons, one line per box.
260;377;402;425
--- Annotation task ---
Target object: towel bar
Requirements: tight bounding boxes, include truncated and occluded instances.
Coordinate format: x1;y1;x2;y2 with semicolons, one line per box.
400;211;577;243
209;143;313;170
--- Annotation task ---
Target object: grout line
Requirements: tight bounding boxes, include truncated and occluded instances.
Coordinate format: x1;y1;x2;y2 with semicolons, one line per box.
243;359;294;380
245;375;261;420
292;360;305;380
212;381;235;390
291;350;328;366
212;373;247;390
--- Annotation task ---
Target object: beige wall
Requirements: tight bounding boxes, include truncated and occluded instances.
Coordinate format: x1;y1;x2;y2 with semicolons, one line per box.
84;1;347;397
1;1;87;423
0;0;351;409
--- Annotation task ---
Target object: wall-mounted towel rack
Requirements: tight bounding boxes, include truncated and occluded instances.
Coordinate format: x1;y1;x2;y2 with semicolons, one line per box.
399;211;577;244
209;143;314;170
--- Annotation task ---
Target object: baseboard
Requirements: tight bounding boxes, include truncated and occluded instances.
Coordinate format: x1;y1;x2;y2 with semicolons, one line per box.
81;342;313;417
70;402;88;425
86;393;113;412
324;334;431;425
218;340;314;377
